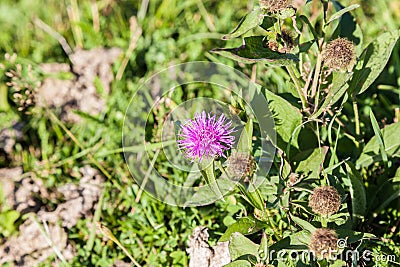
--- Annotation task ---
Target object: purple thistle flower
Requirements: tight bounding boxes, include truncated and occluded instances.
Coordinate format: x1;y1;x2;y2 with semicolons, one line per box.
178;111;236;162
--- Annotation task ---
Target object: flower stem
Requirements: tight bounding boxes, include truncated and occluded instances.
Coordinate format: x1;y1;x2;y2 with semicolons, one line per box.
0;85;10;111
286;65;308;110
199;160;224;200
321;216;328;228
96;222;141;267
311;40;324;109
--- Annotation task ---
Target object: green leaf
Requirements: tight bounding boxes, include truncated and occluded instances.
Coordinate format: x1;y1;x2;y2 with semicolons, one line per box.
229;232;259;261
330;260;347;267
184;178;237;206
264;89;302;149
369;110;389;166
367;169;400;215
222;8;264;40
356;122;400;168
260;16;277;31
298;15;319;40
277;261;290;267
396;167;400;177
237;119;253;153
257;176;279;197
269;230;310;251
290;215;317;233
312;72;352;118
373;180;400;215
349;30;400;95
224;260;252;267
374;188;400;215
0;210;20;237
170;251;187;265
335;229;375;243
219;217;259;242
293;147;328;177
344;163;367;220
276;7;296;20
211;36;299;66
237;183;265;211
326;4;360;25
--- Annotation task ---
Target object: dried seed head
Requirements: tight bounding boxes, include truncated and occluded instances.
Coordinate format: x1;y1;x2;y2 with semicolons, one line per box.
259;0;292;12
308;186;341;216
280;29;296;52
6;62;41;113
5;53;17;63
323;37;356;71
226;151;256;181
309;228;338;258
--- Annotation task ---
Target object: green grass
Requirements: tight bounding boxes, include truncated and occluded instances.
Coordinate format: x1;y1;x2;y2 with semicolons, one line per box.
0;0;399;266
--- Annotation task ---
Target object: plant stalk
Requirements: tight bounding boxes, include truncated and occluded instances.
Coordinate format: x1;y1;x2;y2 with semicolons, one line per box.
0;85;10;111
310;40;324;107
352;95;360;148
321;216;328;228
286;65;308;110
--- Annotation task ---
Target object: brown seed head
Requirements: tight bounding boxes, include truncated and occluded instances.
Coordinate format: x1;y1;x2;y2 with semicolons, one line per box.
309;228;338;258
323;37;356;71
6;62;40;114
226;151;256;181
308;186;341;216
280;29;296;52
259;0;292;12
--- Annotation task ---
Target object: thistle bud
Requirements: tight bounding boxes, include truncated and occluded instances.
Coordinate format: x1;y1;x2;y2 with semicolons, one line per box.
323;37;356;71
308;186;341;216
226;151;255;181
309;228;338;258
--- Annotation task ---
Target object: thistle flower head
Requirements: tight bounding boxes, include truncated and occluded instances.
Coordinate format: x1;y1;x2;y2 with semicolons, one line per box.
323;37;356;71
308;186;341;216
177;111;235;162
259;0;292;12
309;228;338;258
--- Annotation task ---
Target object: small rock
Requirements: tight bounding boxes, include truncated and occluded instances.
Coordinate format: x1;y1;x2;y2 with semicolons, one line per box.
187;226;231;267
0;217;72;266
0;165;104;265
0;122;23;156
38;47;122;122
